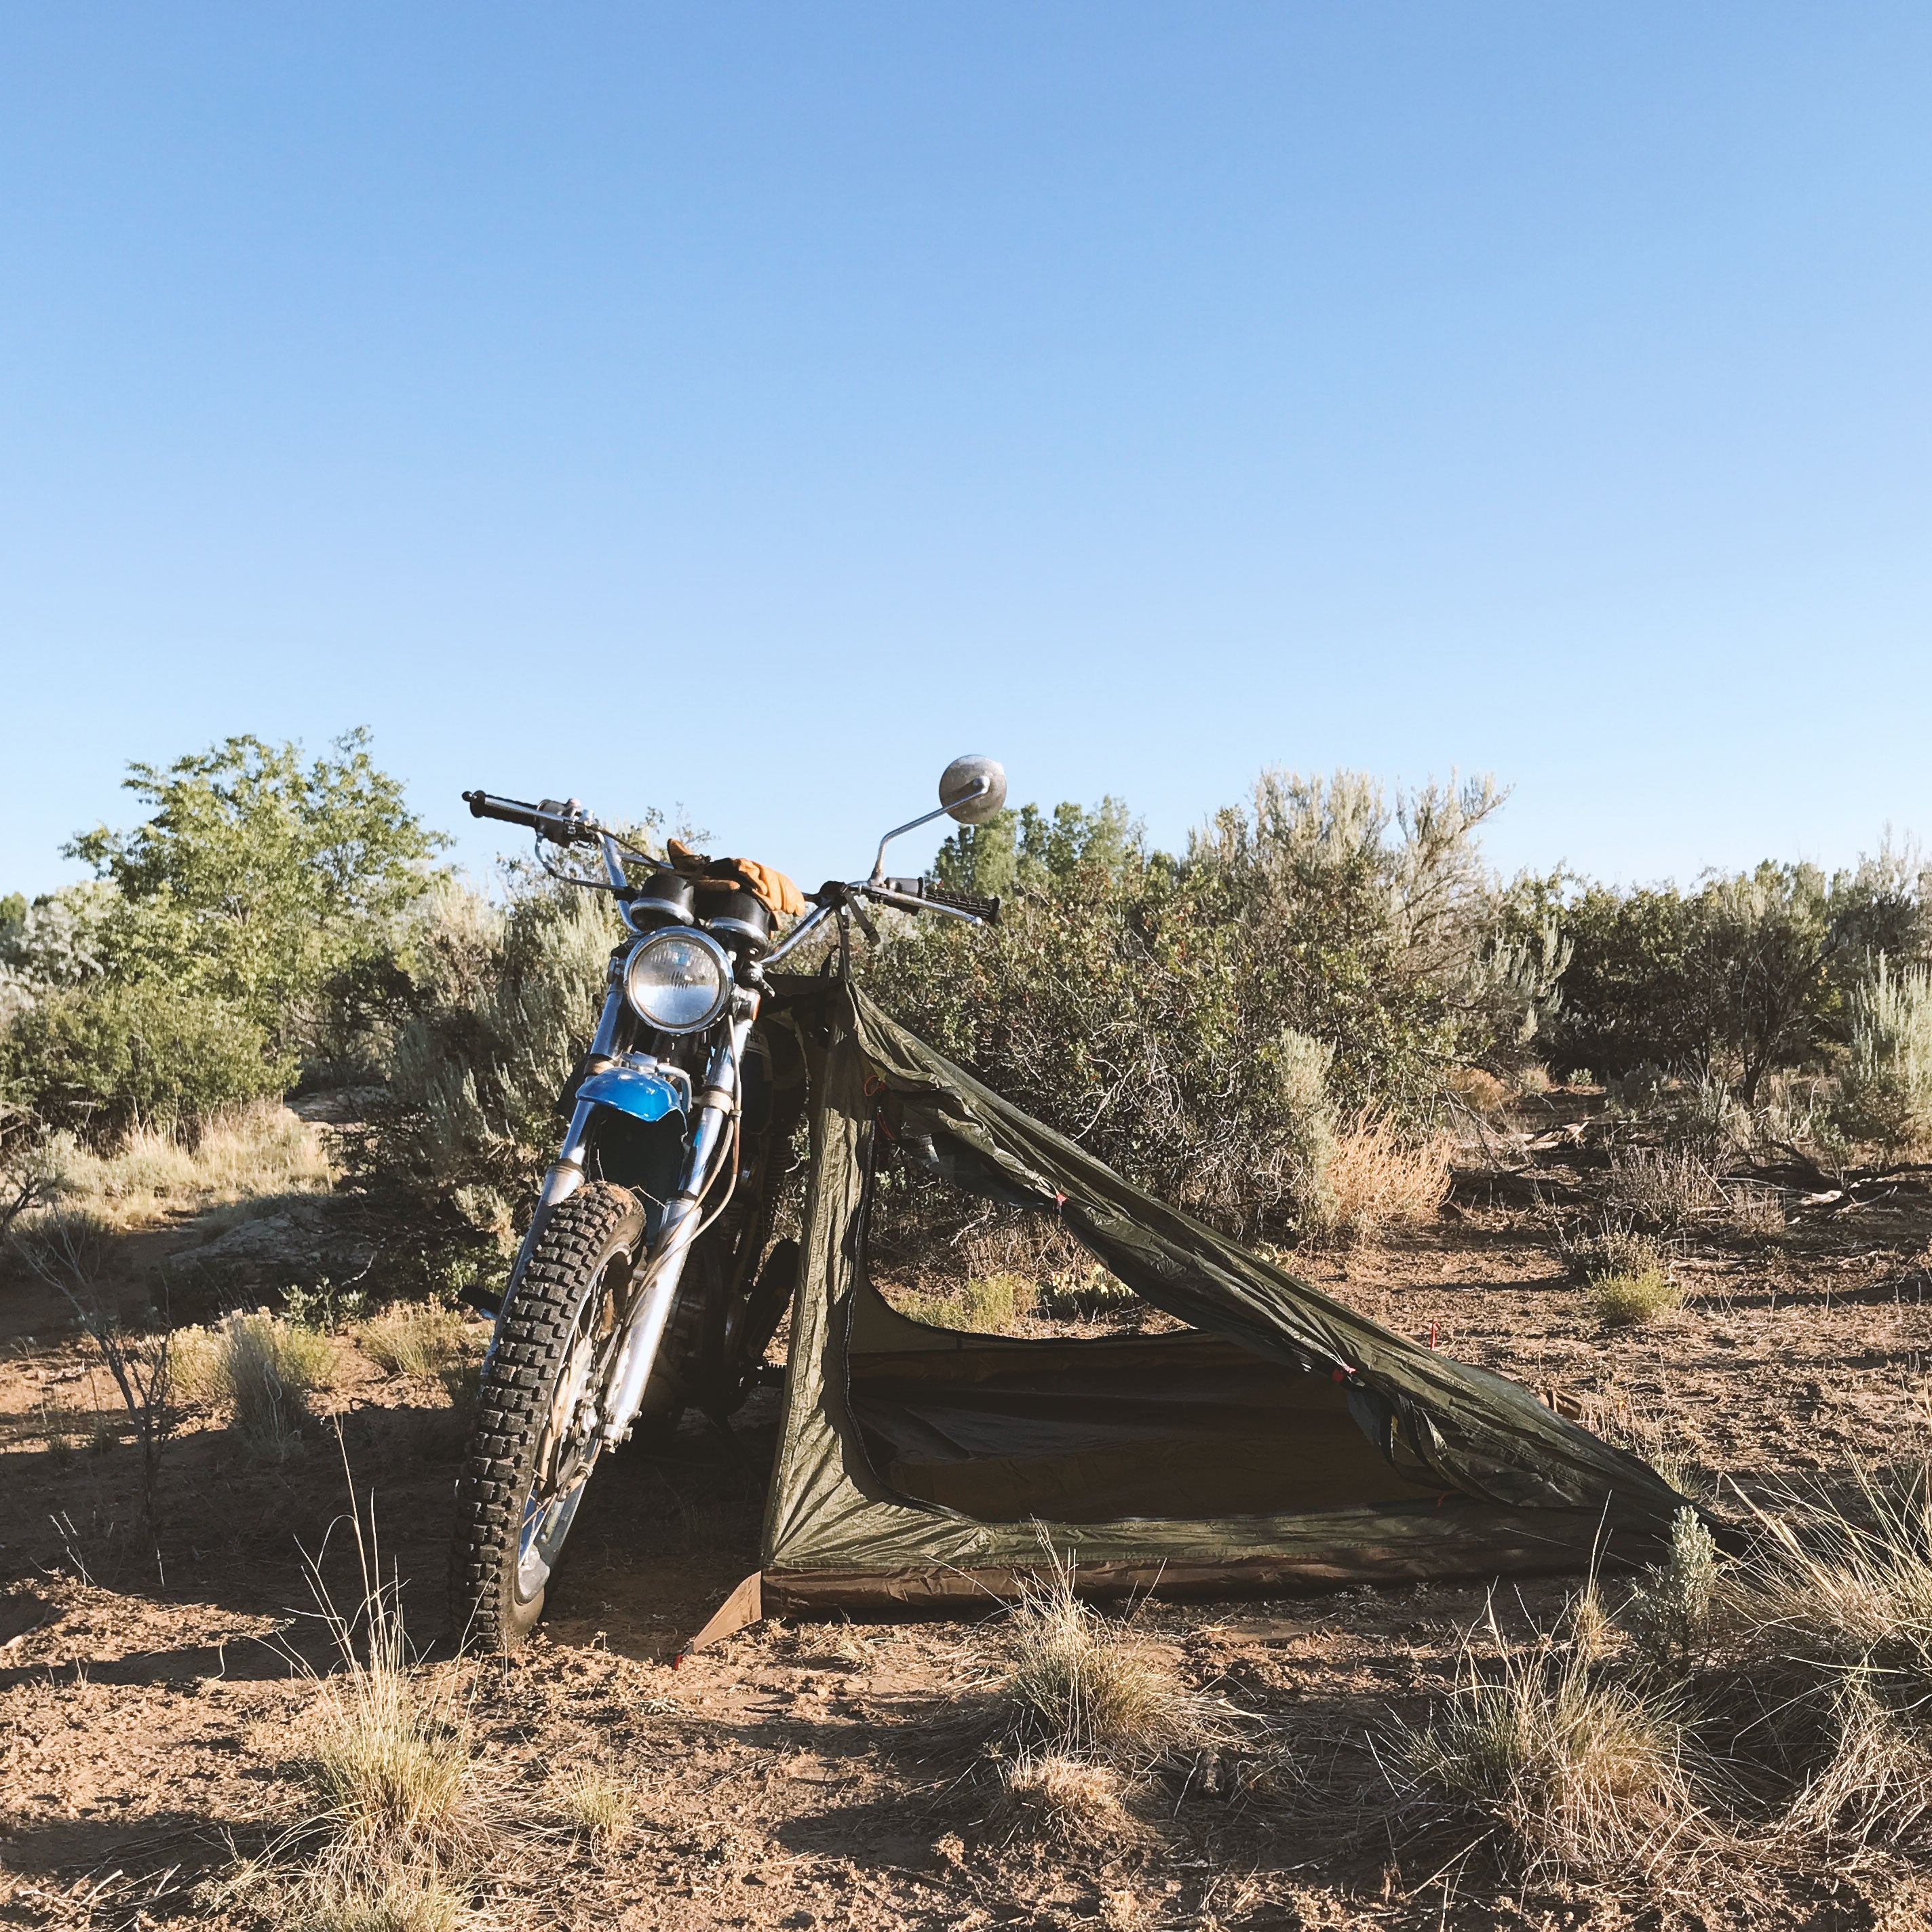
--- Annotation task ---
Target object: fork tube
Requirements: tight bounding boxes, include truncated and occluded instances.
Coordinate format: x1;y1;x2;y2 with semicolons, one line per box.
496;967;632;1327
598;1003;757;1443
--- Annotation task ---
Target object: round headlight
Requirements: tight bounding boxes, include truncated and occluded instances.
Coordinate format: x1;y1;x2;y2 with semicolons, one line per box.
623;927;733;1034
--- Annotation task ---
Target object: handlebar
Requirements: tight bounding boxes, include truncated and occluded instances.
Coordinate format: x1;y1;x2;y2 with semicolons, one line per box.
880;877;1002;925
462;790;595;847
462;786;1003;933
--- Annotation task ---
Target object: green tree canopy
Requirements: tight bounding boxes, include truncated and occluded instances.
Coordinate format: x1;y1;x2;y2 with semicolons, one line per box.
65;729;445;1056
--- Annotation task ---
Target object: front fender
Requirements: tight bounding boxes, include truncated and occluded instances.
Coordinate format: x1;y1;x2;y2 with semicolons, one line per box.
577;1065;688;1125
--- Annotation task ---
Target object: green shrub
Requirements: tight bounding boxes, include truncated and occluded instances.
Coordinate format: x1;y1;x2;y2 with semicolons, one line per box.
871;769;1530;1239
1834;953;1932;1157
1587;1267;1683;1327
1;979;288;1140
64;731;444;1066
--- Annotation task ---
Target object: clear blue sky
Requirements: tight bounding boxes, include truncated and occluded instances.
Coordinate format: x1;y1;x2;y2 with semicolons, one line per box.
3;5;1928;898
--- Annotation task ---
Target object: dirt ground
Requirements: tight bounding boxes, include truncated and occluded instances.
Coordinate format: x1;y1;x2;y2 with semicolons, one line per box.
5;1098;1932;1931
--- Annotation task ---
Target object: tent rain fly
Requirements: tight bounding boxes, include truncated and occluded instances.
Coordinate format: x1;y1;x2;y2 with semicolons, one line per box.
688;982;1695;1644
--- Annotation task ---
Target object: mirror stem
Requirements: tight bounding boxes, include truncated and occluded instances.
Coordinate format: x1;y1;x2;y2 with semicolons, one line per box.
868;777;990;882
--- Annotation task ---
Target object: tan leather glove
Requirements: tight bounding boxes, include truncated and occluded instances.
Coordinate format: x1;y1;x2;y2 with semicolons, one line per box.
666;839;807;921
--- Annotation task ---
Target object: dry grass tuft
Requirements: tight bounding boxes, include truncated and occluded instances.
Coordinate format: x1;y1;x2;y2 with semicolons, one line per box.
1724;1471;1932;1694
358;1302;472;1379
306;1663;470;1855
997;1545;1226;1770
174;1312;337;1450
43;1100;331;1229
1399;1601;1703;1880
554;1762;631;1849
1448;1067;1511;1112
285;1480;483;1923
1707;1469;1932;1855
1604;1145;1725;1233
993;1752;1144;1848
1778;1668;1932;1853
1306;1112;1451;1244
305;1867;465;1932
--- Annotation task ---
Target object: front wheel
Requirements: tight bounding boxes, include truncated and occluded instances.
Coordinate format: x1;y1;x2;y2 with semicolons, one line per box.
449;1184;643;1653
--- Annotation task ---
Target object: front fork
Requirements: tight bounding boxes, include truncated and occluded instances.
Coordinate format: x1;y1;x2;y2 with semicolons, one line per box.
498;975;760;1455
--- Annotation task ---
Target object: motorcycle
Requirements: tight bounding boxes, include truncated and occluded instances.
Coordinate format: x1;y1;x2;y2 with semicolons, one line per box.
448;756;1007;1650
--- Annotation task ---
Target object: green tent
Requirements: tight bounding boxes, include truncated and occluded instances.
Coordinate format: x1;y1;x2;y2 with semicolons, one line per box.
691;983;1692;1644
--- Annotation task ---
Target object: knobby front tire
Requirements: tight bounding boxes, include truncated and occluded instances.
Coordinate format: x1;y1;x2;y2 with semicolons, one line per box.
449;1183;644;1654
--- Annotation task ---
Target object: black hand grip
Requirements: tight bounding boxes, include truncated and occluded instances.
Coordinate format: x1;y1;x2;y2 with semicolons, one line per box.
462;790;592;846
920;882;1001;925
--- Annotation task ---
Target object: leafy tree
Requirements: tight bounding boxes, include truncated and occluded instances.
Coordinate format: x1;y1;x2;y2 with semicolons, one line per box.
65;730;444;1058
933;797;1140;898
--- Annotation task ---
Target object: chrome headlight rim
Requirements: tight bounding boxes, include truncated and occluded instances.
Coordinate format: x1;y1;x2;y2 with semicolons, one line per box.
621;925;734;1035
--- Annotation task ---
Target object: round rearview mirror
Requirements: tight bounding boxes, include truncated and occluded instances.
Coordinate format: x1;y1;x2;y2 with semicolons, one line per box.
938;754;1007;826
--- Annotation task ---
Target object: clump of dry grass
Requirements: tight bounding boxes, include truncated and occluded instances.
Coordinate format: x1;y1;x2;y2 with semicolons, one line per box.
1399;1600;1704;1880
174;1311;337;1452
992;1752;1144;1849
1305;1112;1450;1243
304;1866;465;1932
554;1762;631;1849
997;1545;1228;1771
358;1302;472;1379
1778;1668;1932;1854
285;1480;483;1924
1604;1145;1726;1233
1707;1469;1932;1857
973;1546;1234;1849
1447;1066;1511;1112
43;1100;331;1229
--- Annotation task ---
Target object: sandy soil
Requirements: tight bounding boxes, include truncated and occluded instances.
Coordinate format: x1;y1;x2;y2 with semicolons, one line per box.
5;1101;1932;1931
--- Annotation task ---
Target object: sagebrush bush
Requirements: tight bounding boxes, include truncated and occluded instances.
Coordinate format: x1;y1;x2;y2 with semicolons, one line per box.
1604;1145;1725;1232
1835;953;1932;1158
870;769;1534;1241
371;881;621;1203
1627;1508;1721;1676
